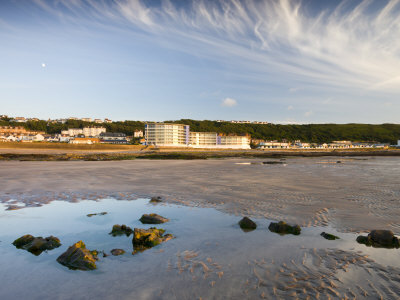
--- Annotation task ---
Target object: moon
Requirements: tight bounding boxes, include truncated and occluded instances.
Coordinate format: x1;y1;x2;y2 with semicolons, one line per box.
41;63;46;68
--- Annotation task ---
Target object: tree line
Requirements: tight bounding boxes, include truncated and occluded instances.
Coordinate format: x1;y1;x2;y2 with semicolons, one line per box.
1;118;399;143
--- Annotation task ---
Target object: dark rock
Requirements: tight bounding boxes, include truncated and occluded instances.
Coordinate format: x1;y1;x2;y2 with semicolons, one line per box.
111;249;125;256
268;221;301;235
12;234;61;256
110;224;133;236
356;230;400;248
87;212;107;217
57;241;98;270
139;213;169;224
150;196;162;203
263;161;284;165
132;227;173;254
321;232;340;240
238;217;257;231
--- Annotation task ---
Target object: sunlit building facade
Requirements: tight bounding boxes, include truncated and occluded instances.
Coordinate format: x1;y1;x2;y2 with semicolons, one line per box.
145;123;190;147
145;123;251;149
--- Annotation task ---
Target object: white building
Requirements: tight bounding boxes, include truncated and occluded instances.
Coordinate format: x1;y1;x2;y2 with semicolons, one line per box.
190;132;218;148
145;123;251;149
94;119;103;124
10;117;27;123
62;128;83;136
134;130;144;138
83;127;106;137
21;134;44;142
81;118;93;122
258;141;289;149
145;123;190;147
218;134;251;149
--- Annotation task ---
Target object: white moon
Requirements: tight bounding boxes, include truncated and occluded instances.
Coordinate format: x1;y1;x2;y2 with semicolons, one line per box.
42;63;46;68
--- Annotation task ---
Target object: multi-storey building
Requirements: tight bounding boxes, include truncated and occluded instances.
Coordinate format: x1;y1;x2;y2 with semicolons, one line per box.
217;134;251;149
145;123;251;149
190;132;218;147
61;128;83;136
83;127;106;137
145;123;190;147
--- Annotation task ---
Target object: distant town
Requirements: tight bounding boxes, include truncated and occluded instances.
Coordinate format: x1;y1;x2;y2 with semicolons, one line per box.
0;115;399;150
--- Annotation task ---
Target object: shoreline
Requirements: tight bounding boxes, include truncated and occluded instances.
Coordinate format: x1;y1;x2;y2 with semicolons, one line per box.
0;147;400;160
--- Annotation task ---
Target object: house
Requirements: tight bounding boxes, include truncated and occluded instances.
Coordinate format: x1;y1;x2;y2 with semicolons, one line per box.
10;117;27;123
104;118;112;123
99;132;128;144
133;130;143;138
81;118;93;122
69;137;99;144
21;134;45;142
94;119;103;123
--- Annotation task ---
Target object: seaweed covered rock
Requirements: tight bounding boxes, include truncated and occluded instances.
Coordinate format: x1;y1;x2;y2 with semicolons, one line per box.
238;217;257;231
150;196;162;203
268;221;301;235
57;241;98;270
356;230;400;248
110;224;133;236
12;234;61;255
321;232;340;240
111;249;125;256
132;227;173;254
139;213;169;224
87;212;107;217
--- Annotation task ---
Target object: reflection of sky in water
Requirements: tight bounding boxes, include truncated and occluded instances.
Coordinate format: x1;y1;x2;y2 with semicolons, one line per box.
0;198;399;299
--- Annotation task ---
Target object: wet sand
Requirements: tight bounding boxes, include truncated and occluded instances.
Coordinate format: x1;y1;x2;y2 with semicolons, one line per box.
0;157;399;233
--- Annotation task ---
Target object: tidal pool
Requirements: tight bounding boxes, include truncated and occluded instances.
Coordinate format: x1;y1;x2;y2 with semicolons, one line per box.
1;198;399;299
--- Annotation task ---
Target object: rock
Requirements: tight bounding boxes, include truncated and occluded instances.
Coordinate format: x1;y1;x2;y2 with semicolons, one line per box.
356;230;400;248
139;213;169;224
111;249;125;256
57;241;98;270
110;224;133;236
263;161;284;165
321;232;340;240
150;196;162;203
87;212;107;217
12;234;61;256
132;227;174;254
238;217;257;231
268;221;301;235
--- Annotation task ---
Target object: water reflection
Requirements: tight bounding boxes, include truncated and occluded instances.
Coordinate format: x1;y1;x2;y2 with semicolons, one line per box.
0;198;399;299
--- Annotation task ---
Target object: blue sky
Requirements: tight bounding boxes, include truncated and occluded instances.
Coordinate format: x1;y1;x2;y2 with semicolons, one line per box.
0;0;399;123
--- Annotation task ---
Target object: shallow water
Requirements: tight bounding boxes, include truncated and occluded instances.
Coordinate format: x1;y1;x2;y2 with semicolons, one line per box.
0;198;400;299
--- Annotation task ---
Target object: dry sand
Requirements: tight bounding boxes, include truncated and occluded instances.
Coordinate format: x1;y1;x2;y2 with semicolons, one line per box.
1;157;399;233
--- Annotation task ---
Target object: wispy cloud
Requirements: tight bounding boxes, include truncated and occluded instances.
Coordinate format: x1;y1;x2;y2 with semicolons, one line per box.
221;97;237;107
30;0;400;94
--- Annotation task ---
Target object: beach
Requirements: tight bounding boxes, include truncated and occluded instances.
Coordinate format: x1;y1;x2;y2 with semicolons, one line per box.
1;157;399;233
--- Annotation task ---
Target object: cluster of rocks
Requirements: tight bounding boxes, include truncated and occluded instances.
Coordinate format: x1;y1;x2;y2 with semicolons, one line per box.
238;217;341;240
12;211;173;271
12;235;61;256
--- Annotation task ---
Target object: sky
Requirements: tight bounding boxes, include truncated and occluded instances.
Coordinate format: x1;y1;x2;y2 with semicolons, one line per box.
0;0;399;124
